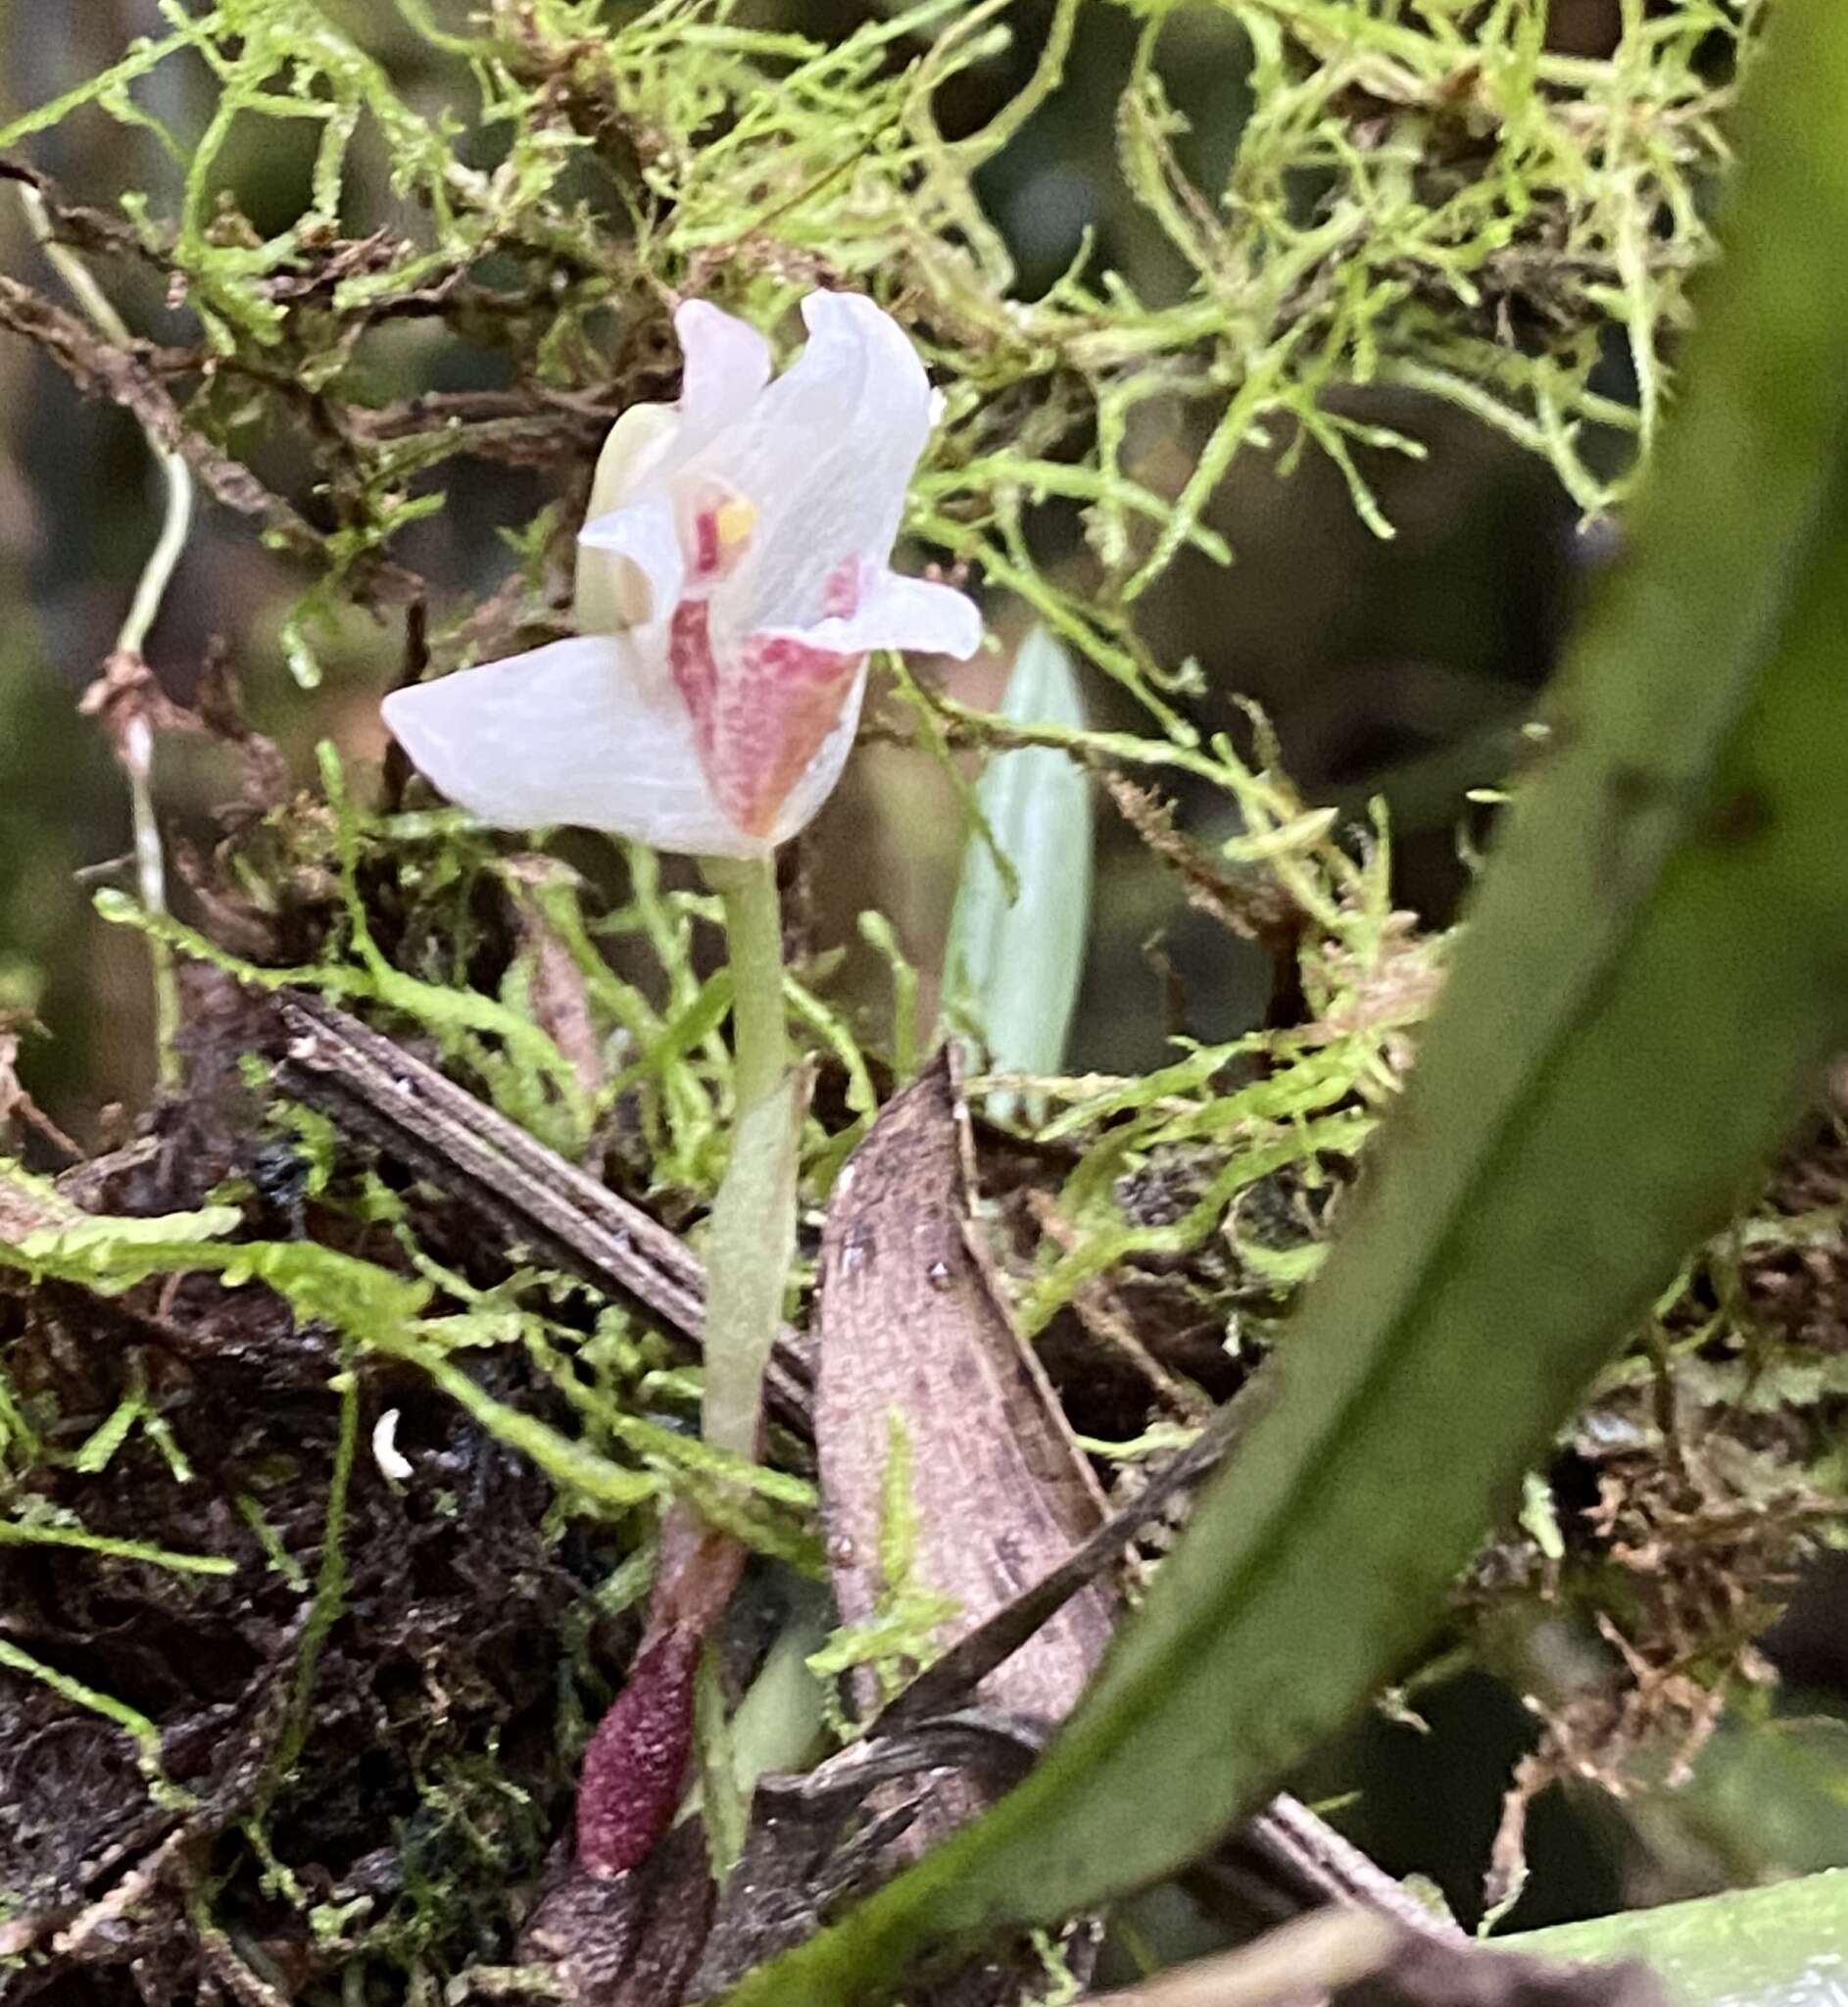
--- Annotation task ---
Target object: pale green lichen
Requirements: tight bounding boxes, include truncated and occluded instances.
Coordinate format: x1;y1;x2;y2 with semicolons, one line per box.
0;0;1756;696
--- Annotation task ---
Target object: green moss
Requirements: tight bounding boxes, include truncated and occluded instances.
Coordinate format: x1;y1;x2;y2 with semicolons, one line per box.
0;0;1753;695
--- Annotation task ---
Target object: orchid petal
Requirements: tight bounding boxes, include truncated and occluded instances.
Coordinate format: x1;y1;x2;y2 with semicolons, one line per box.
381;636;773;858
673;299;772;439
581;306;768;527
575;495;686;636
772;570;984;661
574;302;772;633
584;402;680;525
700;292;936;630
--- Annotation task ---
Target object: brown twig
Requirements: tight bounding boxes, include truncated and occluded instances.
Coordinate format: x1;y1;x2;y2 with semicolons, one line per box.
267;990;816;1438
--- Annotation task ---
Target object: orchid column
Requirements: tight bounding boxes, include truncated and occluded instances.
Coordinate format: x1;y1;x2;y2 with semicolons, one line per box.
384;291;981;1874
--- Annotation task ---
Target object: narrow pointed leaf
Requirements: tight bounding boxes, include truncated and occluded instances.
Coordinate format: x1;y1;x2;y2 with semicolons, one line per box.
945;626;1094;1103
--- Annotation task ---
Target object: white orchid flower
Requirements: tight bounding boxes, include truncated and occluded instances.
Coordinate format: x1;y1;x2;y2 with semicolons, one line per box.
382;291;982;857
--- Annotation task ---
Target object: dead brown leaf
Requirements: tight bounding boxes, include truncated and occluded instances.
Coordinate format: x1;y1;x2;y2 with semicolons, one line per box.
815;1051;1115;1736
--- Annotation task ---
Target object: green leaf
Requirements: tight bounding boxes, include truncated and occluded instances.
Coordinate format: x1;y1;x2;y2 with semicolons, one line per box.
721;2;1848;1995
944;627;1094;1109
1498;1871;1848;2007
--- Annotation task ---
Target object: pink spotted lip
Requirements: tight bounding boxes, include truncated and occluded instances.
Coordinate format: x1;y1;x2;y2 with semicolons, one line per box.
671;552;864;839
669;606;863;840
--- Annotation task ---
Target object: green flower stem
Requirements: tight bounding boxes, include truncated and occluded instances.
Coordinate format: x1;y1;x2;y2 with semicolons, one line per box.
707;856;790;1118
699;856;797;1463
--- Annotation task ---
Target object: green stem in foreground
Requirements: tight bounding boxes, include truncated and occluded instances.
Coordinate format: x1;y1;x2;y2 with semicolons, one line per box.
699;855;798;1462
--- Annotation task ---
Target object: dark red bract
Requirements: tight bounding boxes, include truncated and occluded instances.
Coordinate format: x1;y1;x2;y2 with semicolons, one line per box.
575;1623;703;1878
